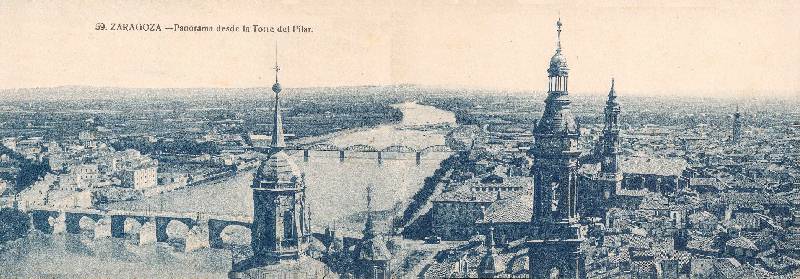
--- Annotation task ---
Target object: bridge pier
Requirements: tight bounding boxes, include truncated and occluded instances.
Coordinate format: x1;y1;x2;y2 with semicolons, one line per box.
94;217;112;239
139;221;157;246
51;211;66;234
185;221;210;252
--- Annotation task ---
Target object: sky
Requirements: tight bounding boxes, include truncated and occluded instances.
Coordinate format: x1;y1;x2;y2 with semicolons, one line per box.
0;0;798;98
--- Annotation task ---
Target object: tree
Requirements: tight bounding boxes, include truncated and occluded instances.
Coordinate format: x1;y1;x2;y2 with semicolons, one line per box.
0;208;31;244
15;160;50;193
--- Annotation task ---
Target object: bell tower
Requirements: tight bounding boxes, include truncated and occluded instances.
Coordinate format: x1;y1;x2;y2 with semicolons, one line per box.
598;78;622;199
527;18;587;279
250;45;311;263
732;105;742;144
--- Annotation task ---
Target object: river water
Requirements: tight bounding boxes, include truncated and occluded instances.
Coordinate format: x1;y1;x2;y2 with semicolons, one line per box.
104;101;456;230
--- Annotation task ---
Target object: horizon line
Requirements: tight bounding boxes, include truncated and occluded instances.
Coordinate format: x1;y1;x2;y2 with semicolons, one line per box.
0;84;797;100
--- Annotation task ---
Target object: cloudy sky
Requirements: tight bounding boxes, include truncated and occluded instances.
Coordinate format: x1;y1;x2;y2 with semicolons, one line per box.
1;0;798;97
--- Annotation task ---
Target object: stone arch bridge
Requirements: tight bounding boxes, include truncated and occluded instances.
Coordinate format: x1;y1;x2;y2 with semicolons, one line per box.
26;206;252;252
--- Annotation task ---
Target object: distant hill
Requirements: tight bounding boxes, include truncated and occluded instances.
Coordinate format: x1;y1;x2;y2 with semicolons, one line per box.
0;85;425;101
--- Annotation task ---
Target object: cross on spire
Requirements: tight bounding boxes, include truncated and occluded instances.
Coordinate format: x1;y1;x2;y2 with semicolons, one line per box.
556;17;563;51
273;42;281;83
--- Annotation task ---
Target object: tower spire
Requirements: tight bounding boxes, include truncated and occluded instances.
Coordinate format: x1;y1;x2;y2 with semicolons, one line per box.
610;78;615;96
271;42;286;149
363;185;376;240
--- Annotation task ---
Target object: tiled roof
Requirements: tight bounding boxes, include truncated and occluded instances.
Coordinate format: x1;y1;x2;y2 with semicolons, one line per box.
726;236;758;250
423;262;455;278
255;150;301;185
621;156;687;176
687;236;718;253
478;191;532;224
432;177;531;203
638;194;670;211
688;211;718;224
721;192;788;206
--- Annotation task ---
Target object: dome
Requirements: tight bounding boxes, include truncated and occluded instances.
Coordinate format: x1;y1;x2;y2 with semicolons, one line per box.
547;50;569;77
254;150;301;187
535;105;578;135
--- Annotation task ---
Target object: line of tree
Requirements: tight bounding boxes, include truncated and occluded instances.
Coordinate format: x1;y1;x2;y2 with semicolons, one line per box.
0;145;51;194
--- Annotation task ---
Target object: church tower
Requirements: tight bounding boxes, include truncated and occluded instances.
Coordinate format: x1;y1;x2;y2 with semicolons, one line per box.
479;226;501;278
250;47;311;263
353;185;391;279
598;79;623;199
732;105;742;144
527;18;587;279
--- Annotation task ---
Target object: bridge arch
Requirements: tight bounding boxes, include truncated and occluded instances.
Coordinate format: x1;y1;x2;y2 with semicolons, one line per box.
382;145;417;153
220;224;251;247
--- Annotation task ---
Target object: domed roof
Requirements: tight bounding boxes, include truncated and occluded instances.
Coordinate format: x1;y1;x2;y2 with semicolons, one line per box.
254;150;301;186
547;49;569;77
534;103;578;135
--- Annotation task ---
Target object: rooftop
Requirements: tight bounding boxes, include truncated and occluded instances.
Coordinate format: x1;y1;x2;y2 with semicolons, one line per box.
432;176;531;203
621;156;687;176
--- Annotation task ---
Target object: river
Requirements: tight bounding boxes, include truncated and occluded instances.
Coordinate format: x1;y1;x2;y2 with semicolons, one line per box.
103;101;456;230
